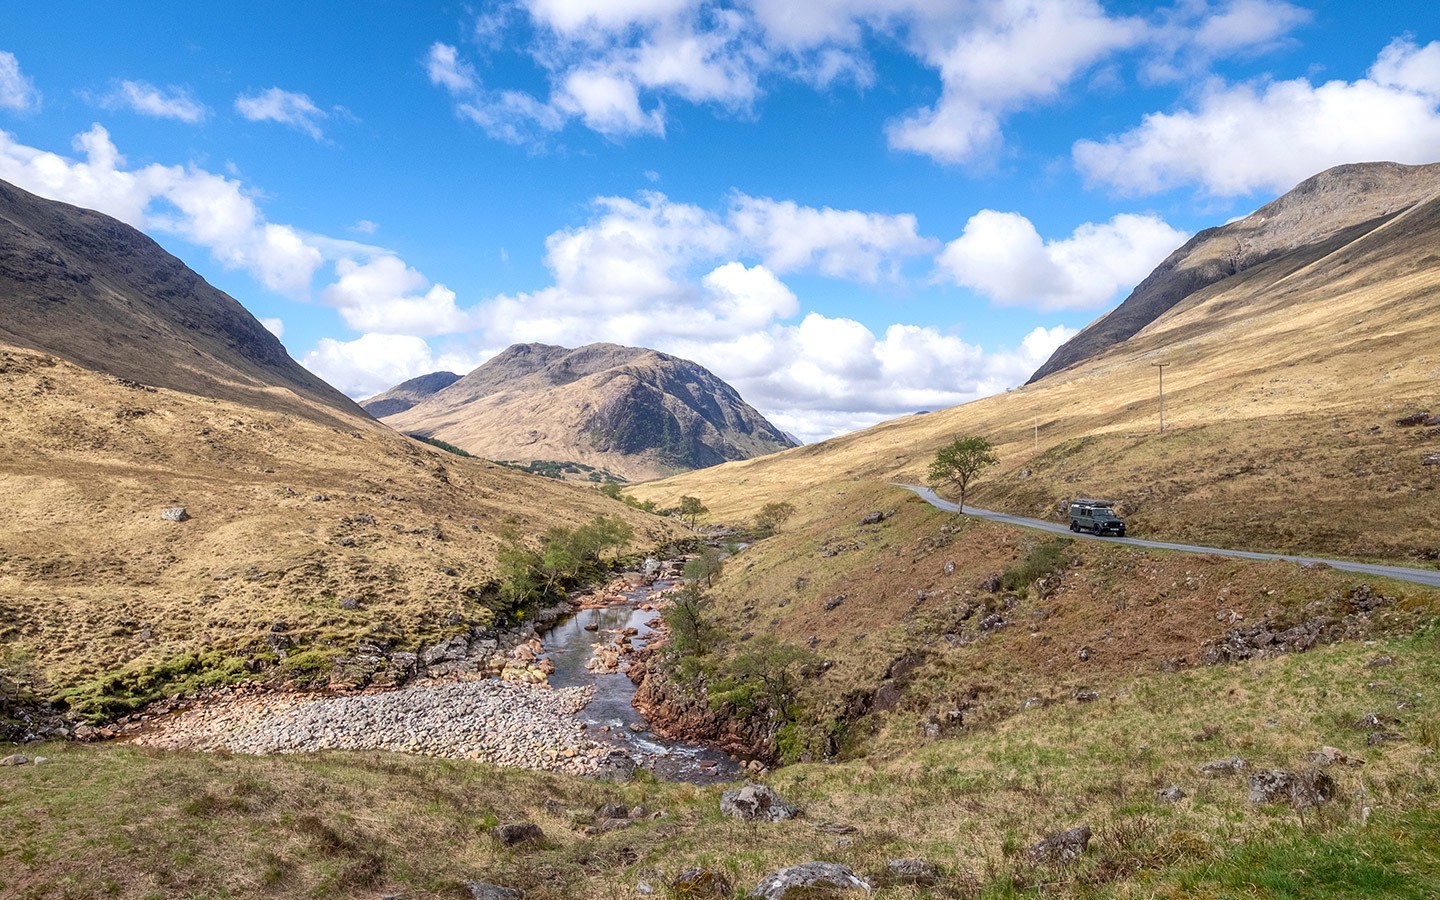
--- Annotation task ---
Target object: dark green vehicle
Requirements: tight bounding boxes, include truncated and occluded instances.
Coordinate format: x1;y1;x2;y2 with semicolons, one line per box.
1069;498;1126;536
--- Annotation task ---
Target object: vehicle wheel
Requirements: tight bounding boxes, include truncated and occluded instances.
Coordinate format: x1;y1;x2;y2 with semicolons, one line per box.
1069;521;1078;532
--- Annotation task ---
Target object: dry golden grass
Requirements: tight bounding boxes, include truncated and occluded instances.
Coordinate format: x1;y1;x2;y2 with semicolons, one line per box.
0;344;683;699
632;195;1440;562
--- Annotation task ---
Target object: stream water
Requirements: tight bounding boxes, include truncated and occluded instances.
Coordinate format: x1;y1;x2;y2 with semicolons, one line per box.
540;580;741;784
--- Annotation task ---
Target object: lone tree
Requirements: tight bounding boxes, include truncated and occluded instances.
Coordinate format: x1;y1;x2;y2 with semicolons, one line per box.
678;495;708;527
754;500;797;535
927;436;999;513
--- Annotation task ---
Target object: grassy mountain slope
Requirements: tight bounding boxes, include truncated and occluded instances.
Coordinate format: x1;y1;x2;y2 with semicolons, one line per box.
632;181;1440;563
380;342;797;482
0;345;679;711
0;179;362;426
1029;161;1440;383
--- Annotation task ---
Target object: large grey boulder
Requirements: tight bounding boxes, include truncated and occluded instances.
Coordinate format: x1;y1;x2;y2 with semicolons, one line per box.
752;862;872;899
1249;768;1336;809
720;783;799;822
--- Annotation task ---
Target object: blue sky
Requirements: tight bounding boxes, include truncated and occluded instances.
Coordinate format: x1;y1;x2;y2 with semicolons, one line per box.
2;1;1437;440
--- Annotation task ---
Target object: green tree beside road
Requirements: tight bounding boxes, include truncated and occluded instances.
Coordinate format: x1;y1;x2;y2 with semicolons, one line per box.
927;436;999;513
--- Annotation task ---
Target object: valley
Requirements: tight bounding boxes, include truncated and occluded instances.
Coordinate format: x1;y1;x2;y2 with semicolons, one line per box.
3;160;1440;900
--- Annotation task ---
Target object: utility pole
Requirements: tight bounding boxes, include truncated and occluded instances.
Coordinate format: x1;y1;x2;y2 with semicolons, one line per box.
1152;362;1169;432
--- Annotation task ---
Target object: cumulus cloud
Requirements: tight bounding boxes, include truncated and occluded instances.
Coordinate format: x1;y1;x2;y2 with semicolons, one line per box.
260;317;285;338
937;210;1187;309
302;334;486;398
431;0;1311;162
101;80;207;123
728;194;935;281
886;0;1145;163
235;87;329;139
1076;37;1440;196
322;256;474;335
0;51;39;111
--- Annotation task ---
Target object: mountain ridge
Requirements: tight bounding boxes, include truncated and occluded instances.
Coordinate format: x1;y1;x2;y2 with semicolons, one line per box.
0;178;363;425
379;342;797;481
1029;160;1440;383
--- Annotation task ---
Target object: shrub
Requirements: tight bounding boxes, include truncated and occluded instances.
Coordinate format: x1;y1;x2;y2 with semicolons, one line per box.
1001;538;1073;592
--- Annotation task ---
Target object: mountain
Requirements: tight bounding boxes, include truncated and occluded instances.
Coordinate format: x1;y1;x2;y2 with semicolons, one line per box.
378;342;798;481
0;184;680;716
0;179;362;424
633;160;1440;562
1029;161;1440;383
360;371;460;418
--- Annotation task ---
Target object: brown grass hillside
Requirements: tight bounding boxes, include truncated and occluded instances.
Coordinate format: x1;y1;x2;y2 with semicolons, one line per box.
0;345;682;703
633;190;1440;563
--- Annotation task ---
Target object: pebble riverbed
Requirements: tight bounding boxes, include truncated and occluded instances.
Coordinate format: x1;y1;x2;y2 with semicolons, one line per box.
133;679;613;776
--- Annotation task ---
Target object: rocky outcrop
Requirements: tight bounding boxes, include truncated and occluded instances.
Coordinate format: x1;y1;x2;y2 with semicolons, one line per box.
628;647;778;761
1027;825;1092;865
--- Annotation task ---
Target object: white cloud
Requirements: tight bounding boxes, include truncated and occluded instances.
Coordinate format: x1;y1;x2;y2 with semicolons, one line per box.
235;87;329;140
351;219;379;235
302;334;485;398
887;0;1145;163
937;210;1187;310
260;317;285;338
0;52;39;112
728;194;935;281
426;43;476;94
102;80;207;123
1076;37;1440;196
322;256;473;335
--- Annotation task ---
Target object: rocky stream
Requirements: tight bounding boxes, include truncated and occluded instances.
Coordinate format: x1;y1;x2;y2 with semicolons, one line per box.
129;559;743;783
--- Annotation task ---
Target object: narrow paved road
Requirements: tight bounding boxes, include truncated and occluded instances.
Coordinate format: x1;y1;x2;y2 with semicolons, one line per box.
894;483;1440;589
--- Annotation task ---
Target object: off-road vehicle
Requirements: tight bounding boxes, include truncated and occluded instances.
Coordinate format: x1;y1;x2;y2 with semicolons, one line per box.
1069;498;1126;536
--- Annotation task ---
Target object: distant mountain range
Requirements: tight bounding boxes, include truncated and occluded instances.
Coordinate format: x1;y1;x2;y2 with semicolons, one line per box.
367;342;797;481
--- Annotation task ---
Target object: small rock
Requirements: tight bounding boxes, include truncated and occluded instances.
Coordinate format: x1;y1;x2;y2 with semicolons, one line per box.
812;821;858;835
1073;689;1099;703
1156;786;1186;804
31;756;48;765
859;511;886;525
1200;756;1248;777
1367;731;1404;745
884;858;938;886
1027;825;1092;865
669;867;732;898
1077;647;1092;661
311;494;330;502
597;803;629;820
339;596;361;610
1307;746;1364;768
1365;655;1395;669
823;595;846;611
752;862;871;900
1353;713;1387;731
466;883;523;900
1249;769;1336;810
160;506;189;522
720;783;799;822
492;823;544;847
0;754;29;766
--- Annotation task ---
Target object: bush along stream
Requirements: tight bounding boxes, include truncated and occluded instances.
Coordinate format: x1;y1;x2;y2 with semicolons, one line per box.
119;555;742;783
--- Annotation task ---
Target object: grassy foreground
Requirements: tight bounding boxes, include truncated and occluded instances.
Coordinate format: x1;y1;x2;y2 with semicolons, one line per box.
2;626;1436;899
